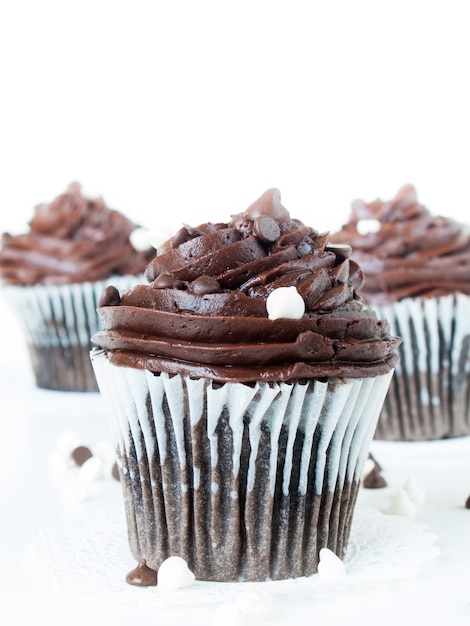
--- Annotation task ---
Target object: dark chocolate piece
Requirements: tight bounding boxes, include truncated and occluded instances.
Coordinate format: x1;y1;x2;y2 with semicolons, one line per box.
125;560;157;586
71;445;93;467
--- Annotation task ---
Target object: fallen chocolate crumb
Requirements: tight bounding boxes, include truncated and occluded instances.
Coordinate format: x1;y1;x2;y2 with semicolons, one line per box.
126;559;158;586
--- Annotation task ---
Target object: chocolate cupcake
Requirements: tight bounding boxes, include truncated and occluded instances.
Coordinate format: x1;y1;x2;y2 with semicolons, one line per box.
0;182;154;391
330;184;470;440
91;188;400;582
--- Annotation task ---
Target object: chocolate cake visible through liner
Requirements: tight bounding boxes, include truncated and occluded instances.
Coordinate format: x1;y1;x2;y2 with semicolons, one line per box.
103;370;387;582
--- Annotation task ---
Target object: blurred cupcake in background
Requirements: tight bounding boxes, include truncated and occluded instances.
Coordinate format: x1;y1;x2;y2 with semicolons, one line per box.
0;182;155;391
330;184;470;440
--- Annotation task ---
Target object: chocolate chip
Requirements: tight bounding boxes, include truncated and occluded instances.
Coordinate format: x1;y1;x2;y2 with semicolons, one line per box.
71;445;93;467
465;495;470;509
152;272;184;289
98;285;121;307
254;216;281;243
325;243;352;264
171;226;191;248
191;276;221;295
111;462;120;481
363;468;387;489
125;559;158;587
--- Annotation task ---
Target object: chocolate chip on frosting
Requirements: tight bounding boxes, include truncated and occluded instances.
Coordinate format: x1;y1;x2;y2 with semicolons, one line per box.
171;226;192;248
190;275;222;295
152;272;184;289
99;285;121;307
125;559;158;587
254;216;281;243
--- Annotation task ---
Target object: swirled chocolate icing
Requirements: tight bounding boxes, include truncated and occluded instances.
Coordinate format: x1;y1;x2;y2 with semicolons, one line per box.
93;189;401;383
330;184;470;305
0;182;154;285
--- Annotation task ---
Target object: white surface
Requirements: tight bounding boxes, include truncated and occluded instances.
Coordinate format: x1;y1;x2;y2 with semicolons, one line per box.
0;297;469;624
1;1;470;236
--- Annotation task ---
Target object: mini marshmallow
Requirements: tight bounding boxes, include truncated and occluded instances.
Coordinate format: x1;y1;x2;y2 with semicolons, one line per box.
92;440;117;472
130;227;153;252
266;286;305;320
79;456;105;482
55;431;81;455
403;477;425;507
386;489;417;518
47;448;75;472
317;548;347;579
146;225;174;250
356;218;381;235
157;556;195;591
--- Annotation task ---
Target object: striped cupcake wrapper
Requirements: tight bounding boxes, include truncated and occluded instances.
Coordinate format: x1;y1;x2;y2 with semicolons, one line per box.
1;275;145;391
374;294;470;440
91;348;393;582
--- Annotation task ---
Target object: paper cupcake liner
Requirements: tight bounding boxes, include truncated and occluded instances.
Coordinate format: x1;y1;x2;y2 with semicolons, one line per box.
374;294;470;440
91;349;393;582
1;275;144;392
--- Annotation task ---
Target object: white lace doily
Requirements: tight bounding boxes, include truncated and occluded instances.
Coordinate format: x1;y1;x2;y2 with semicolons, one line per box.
23;496;439;624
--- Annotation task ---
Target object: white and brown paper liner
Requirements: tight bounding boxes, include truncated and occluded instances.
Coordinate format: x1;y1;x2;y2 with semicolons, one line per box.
1;275;144;391
374;294;470;440
91;349;393;582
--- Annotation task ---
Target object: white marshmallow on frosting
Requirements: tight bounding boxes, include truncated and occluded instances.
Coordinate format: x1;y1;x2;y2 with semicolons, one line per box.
157;556;195;592
266;286;305;320
129;227;154;252
356;218;381;235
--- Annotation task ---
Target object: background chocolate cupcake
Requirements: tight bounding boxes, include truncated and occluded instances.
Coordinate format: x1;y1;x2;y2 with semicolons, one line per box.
91;188;400;583
0;182;154;391
330;184;470;440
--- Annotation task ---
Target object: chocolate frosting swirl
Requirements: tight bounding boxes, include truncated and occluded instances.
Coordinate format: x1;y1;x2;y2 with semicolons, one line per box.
93;189;400;383
0;182;154;285
330;184;470;305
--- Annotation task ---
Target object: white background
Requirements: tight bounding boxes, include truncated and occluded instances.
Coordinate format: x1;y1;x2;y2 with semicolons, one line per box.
0;0;469;236
1;3;470;624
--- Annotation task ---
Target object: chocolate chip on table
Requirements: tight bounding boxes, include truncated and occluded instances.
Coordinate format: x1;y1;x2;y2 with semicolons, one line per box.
71;445;93;467
363;467;387;489
125;559;158;586
98;285;121;307
254;216;281;243
111;462;120;481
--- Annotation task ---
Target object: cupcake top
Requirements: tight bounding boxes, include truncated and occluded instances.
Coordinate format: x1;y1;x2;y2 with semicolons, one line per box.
93;188;401;383
330;184;470;305
0;182;154;285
